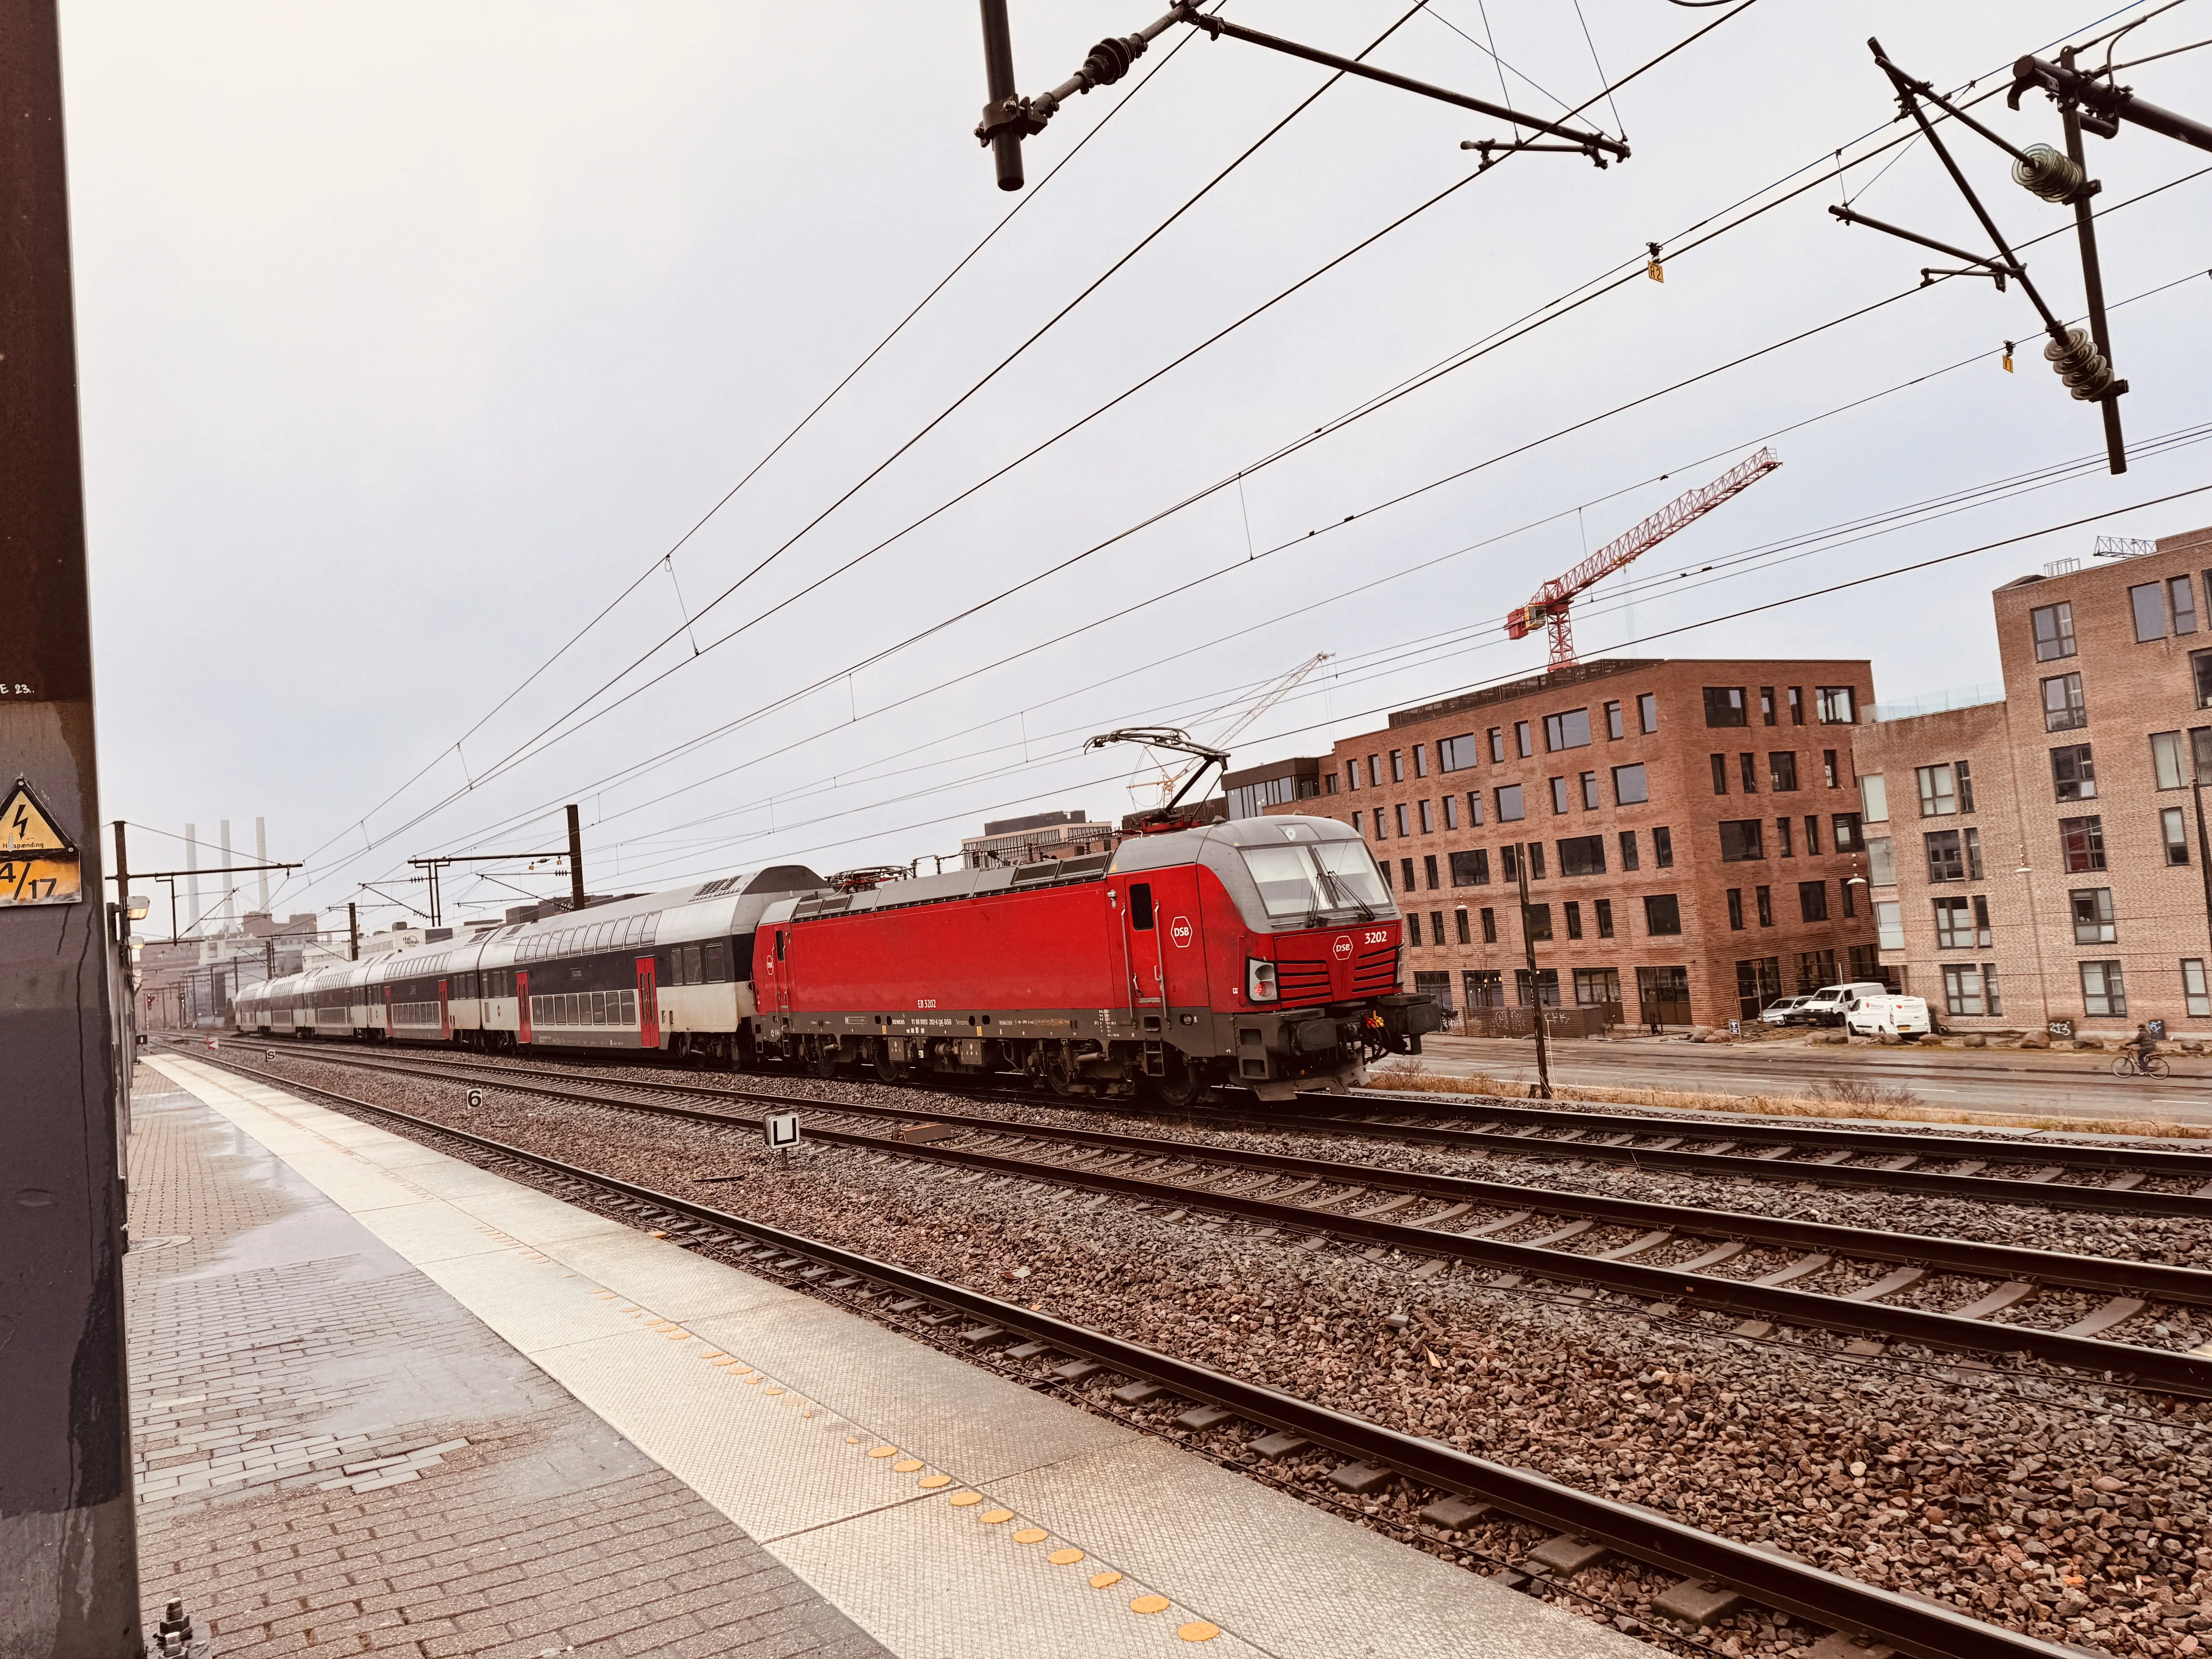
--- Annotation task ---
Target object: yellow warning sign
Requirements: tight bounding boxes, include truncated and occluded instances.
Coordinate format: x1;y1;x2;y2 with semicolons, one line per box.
0;778;82;906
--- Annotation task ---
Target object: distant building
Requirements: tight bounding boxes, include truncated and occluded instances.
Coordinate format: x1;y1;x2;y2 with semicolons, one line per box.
1853;522;2212;1037
961;810;1116;869
1224;756;1326;819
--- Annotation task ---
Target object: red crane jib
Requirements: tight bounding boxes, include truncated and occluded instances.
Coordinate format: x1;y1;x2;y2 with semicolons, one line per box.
1504;447;1781;666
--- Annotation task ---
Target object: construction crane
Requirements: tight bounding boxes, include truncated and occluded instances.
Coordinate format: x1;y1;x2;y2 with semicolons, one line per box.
1506;449;1782;668
1122;652;1333;810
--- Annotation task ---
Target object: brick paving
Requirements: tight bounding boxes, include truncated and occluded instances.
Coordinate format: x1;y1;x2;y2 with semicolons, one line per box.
127;1069;887;1659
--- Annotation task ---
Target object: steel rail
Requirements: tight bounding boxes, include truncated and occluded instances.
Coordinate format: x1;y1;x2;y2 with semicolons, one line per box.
264;1043;2212;1310
189;1050;2084;1659
239;1045;2212;1394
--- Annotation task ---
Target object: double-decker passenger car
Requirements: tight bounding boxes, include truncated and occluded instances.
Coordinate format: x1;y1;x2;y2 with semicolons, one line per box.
232;816;1434;1101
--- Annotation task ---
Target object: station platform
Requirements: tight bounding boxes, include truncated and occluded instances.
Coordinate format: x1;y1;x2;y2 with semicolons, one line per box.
131;1055;1651;1659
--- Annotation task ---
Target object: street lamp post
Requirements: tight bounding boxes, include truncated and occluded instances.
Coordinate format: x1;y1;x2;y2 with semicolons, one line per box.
1515;842;1553;1100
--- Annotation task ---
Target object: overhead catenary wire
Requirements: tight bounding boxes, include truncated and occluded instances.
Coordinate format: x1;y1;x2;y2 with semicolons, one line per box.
283;0;2180;909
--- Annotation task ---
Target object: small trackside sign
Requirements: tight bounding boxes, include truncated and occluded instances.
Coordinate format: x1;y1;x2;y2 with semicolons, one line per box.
764;1112;802;1150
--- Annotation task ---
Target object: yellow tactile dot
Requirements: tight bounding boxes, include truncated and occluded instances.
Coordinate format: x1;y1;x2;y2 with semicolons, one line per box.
764;1387;785;1396
1048;1548;1085;1566
979;1509;1015;1525
892;1458;923;1473
701;1350;724;1359
744;1376;765;1386
918;1474;951;1489
1130;1595;1171;1615
1089;1571;1123;1590
847;1436;863;1445
1176;1622;1221;1643
868;1446;899;1459
948;1492;983;1507
1012;1528;1049;1544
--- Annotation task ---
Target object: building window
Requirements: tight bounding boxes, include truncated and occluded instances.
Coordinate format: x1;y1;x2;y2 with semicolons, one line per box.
1798;880;1828;922
1500;845;1518;882
1652;826;1674;867
1804;814;1822;855
1638;693;1659;733
1431;909;1445;942
1823;748;1839;788
2185;958;2211;1018
1941;964;1987;1017
1406;912;1422;946
1480;907;1497;943
1564;901;1583;940
1515;721;1533;758
1523;903;1553;941
1833;812;1863;852
1558;835;1606;877
1740;752;1759;793
1323;773;1337;795
1353;810;1365;838
2031;600;2076;661
1594;899;1614;939
1549;777;1570;815
1347;759;1362;790
1710;753;1729;795
1925;830;1965;883
1794;949;1838;993
1719;819;1765;862
1419;799;1435;833
1840;876;1856;918
2051;744;2095;802
1438;733;1479;772
1735;957;1782;1020
1544;709;1592;751
1443;794;1458;831
2042;672;2087;732
1860;774;1888;822
1368;754;1382;790
1933;896;1976;948
1866;836;1895;886
1449;849;1489;886
1917;763;1957;816
1874;899;1904;950
1983;964;2004;1016
2174;575;2199;635
1964;826;1983;880
1816;686;1856;724
2131;580;2168;642
1760;687;1777;726
1455;908;1472;945
1619;830;1640;871
2154;730;2189;789
2081;959;2127;1018
1466;790;1484;826
2195;649;2212;710
2060;815;2107;873
1424;854;1440;890
1379;862;1391;891
1528;843;1546;879
1770;752;1799;792
1755;885;1774;927
1401;858;1417;891
1604;700;1625;740
1704;686;1748;727
1413;745;1428;778
2070;887;2116;945
1576;771;1597;809
1726;888;1745;930
1607;762;1648;806
1644;894;1683;935
1395;804;1410;837
1515;967;1561;1009
2165;806;2191;865
1789;687;1805;726
1390;750;1405;783
1495;784;1525;823
1575;966;1621;1006
1776;817;1794;857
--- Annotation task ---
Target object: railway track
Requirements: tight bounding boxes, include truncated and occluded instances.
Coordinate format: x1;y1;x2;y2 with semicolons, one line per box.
184;1046;2091;1659
236;1042;2212;1395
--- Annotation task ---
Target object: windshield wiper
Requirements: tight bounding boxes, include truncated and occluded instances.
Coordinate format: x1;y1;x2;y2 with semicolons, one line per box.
1310;854;1375;922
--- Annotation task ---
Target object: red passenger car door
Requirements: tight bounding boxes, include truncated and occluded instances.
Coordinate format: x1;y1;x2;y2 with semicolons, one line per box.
636;956;660;1048
516;971;532;1044
1121;881;1165;1010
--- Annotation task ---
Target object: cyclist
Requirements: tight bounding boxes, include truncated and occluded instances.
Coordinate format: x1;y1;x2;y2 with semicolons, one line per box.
2123;1022;2161;1073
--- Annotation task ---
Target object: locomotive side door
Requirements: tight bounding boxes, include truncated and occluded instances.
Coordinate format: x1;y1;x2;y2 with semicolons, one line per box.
1120;880;1165;1011
636;955;661;1048
1147;866;1212;1011
437;978;452;1041
516;970;533;1044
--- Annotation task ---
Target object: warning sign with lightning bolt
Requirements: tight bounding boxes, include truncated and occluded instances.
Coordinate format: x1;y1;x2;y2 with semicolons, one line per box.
0;775;82;907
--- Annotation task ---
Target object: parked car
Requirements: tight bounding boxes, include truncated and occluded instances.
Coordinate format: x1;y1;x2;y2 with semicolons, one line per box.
1844;993;1931;1040
1795;981;1892;1027
1759;996;1817;1027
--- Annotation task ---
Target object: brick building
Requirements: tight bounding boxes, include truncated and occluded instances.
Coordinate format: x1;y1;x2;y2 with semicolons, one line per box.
1275;657;1879;1029
1851;523;2212;1037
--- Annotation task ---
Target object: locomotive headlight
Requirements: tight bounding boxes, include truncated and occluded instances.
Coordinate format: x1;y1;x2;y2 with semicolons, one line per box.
1246;959;1278;1002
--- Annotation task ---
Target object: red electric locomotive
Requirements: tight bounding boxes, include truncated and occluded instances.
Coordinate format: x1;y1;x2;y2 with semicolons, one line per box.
750;812;1437;1103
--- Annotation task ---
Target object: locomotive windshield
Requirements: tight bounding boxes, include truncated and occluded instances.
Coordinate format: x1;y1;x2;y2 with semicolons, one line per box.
1240;842;1389;921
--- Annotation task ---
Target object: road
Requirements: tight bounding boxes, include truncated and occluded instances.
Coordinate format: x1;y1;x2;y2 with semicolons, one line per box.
1400;1033;2212;1129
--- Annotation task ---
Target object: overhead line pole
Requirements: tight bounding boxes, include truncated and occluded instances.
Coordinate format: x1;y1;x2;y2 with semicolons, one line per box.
0;5;142;1652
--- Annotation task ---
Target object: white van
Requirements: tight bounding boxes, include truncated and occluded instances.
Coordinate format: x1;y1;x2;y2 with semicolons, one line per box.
1845;993;1930;1040
1795;982;1891;1027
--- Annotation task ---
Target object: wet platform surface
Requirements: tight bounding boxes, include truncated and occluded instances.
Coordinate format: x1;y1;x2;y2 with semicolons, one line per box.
135;1054;1652;1658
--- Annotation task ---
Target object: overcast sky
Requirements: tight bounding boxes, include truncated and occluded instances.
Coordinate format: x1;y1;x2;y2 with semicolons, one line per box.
60;0;2212;935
